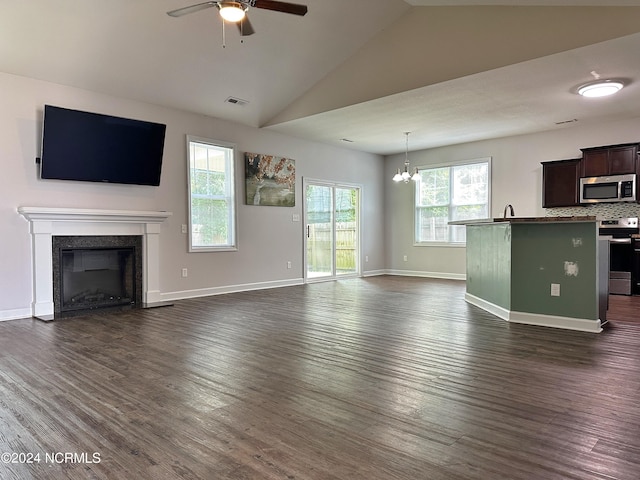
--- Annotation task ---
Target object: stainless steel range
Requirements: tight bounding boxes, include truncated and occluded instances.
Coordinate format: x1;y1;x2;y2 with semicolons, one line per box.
598;217;638;295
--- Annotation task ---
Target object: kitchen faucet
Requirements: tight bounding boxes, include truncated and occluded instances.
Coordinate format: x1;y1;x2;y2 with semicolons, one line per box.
503;204;515;218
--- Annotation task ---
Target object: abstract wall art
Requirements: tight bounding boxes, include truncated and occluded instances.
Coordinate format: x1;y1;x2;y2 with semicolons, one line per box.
245;153;295;207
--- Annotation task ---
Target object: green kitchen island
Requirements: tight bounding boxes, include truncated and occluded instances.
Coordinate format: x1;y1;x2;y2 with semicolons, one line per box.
451;216;607;333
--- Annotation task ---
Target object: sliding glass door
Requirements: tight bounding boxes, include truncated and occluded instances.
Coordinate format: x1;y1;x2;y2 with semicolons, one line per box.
304;180;360;282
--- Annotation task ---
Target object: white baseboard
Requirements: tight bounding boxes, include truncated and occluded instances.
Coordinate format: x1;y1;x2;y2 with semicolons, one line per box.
464;293;510;320
5;275;601;334
508;311;603;333
161;278;305;302
0;307;33;322
362;269;386;277
162;271;464;301
2;280;306;321
385;269;466;281
465;293;603;333
4;272;464;320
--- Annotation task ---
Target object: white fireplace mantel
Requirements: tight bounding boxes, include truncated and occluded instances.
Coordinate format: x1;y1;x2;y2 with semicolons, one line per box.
18;207;172;320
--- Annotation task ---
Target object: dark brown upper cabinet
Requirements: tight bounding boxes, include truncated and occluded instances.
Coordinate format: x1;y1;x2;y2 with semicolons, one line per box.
541;158;582;208
581;143;639;177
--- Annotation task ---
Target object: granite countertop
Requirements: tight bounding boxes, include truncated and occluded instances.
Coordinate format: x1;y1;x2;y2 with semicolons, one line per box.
448;216;597;225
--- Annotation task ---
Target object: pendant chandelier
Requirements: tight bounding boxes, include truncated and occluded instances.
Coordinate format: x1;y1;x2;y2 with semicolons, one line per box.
393;132;420;183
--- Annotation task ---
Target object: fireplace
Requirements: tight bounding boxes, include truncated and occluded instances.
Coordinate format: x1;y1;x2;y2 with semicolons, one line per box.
18;207;172;320
52;236;143;314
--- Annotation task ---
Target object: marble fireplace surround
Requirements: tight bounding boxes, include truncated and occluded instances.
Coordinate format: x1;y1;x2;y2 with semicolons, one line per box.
18;207;172;320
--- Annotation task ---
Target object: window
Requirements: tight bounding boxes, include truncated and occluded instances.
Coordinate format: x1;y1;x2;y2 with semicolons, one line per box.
415;158;490;244
187;136;237;251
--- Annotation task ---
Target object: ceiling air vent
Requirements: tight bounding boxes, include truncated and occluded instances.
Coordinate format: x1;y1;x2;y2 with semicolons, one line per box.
225;96;249;106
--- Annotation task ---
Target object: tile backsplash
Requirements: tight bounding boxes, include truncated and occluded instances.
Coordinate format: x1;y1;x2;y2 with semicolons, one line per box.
545;203;640;219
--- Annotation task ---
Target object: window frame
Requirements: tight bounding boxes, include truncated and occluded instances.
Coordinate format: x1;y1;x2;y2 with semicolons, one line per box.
414;157;491;246
186;135;238;253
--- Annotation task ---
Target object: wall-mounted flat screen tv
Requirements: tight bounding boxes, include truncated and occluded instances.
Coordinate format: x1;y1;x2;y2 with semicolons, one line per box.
40;105;166;186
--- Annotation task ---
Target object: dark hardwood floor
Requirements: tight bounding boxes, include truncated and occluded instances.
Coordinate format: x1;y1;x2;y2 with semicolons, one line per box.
607;293;640;324
1;276;639;480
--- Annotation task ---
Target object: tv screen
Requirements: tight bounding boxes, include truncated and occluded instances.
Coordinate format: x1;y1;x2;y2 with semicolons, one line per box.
40;105;166;186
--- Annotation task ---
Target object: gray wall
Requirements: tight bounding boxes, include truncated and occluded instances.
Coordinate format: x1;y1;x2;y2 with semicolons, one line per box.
0;71;385;320
384;116;640;277
4;68;640;321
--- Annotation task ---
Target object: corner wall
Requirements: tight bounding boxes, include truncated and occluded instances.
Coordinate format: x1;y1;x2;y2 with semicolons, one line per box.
384;115;640;278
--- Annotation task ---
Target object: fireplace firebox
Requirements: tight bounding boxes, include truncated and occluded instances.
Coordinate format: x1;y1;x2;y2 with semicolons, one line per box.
52;236;143;315
60;247;134;312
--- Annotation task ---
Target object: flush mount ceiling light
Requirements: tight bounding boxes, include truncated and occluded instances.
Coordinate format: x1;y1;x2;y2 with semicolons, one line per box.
218;2;246;22
578;79;624;98
393;132;420;183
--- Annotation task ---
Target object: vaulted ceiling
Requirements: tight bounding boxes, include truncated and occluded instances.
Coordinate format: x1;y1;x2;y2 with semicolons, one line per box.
2;1;640;155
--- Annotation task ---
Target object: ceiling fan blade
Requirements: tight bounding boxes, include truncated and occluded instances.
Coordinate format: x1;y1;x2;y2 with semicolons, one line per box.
253;0;308;16
167;1;218;17
236;15;256;36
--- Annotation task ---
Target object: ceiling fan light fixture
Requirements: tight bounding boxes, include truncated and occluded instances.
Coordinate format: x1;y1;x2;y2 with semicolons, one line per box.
219;2;246;22
578;80;624;98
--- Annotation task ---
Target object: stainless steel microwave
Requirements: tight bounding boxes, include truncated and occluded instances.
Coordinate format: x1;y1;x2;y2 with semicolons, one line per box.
580;173;637;204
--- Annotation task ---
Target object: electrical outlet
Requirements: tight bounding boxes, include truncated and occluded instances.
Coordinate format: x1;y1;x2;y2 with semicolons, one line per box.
403;255;408;262
292;214;300;222
287;261;292;269
182;268;188;278
181;224;187;234
551;283;560;297
365;255;369;262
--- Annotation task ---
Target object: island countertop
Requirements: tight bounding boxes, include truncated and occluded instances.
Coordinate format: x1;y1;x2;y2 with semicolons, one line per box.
448;216;596;225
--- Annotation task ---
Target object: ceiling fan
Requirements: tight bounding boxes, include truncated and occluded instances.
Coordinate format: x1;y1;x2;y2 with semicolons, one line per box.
167;1;308;37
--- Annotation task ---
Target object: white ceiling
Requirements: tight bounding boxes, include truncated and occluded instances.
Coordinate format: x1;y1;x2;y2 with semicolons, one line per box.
407;1;640;4
2;1;640;156
405;0;640;3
